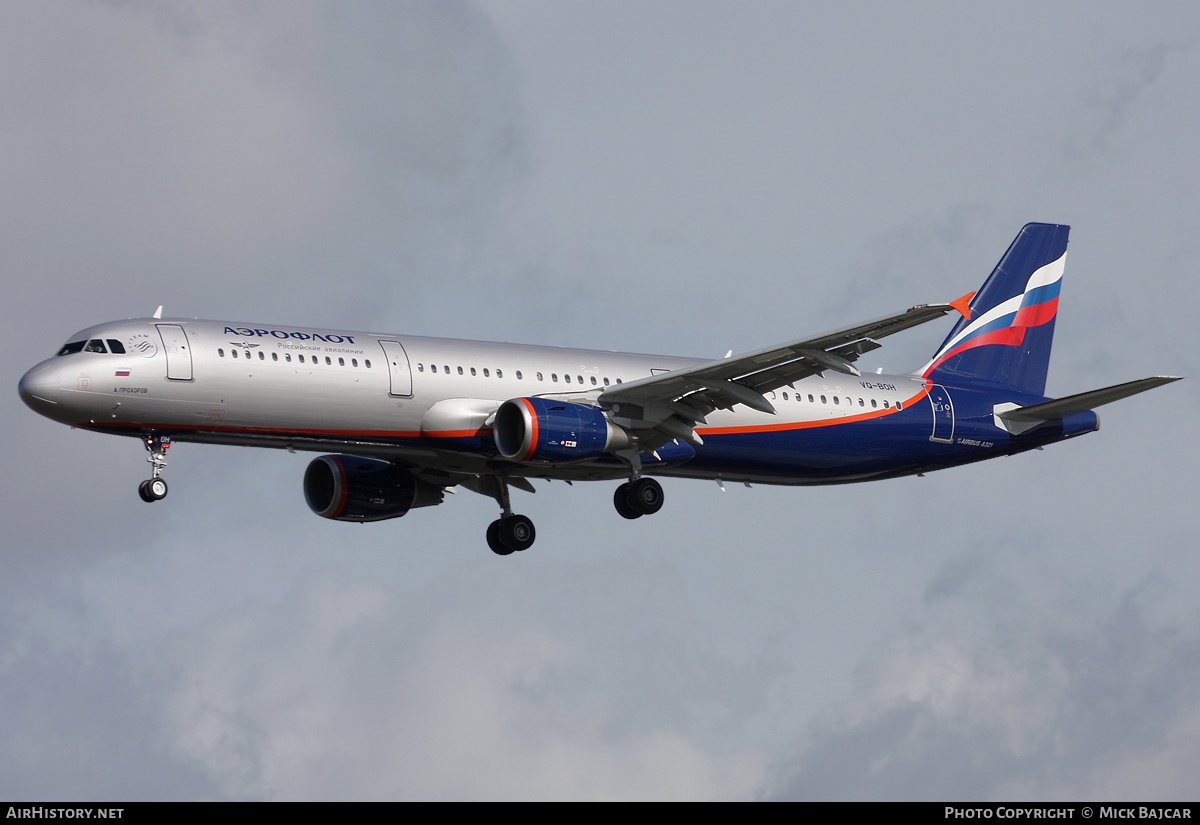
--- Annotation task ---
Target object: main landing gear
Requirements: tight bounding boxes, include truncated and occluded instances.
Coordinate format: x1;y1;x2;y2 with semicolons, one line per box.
481;473;664;555
486;477;536;555
138;433;171;503
487;514;536;555
613;477;663;519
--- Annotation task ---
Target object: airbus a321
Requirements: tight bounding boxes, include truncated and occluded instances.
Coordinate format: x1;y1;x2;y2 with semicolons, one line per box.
19;224;1179;554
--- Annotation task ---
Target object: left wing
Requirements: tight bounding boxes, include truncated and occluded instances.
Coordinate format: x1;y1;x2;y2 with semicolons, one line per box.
597;296;971;448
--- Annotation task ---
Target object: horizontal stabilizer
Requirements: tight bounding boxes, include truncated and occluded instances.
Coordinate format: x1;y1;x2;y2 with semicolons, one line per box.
996;376;1182;426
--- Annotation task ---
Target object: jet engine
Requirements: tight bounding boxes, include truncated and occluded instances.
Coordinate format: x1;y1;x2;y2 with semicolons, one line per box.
494;397;632;462
304;455;443;521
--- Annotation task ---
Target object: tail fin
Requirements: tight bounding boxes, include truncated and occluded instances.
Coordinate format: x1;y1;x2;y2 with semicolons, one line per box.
920;222;1069;395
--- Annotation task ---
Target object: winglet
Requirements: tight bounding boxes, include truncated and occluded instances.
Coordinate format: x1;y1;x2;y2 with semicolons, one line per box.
153;306;163;320
949;292;974;320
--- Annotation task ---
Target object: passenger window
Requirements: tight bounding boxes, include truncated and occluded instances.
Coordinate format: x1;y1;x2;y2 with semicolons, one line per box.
603;377;610;386
338;357;344;366
444;365;450;374
858;398;864;406
516;371;523;380
616;378;622;384
298;354;304;363
564;374;571;384
470;367;476;376
418;363;424;372
821;395;827;404
537;372;543;381
897;402;903;410
833;396;839;405
883;400;889;408
552;374;558;382
352;359;358;367
218;348;225;357
782;392;788;401
577;376;583;384
808;394;814;402
457;366;463;375
286;353;292;363
365;360;371;368
272;352;278;361
259;351;265;360
871;399;877;408
496;369;503;378
483;368;490;377
325;357;332;366
84;339;107;353
106;340;126;354
591;376;597;385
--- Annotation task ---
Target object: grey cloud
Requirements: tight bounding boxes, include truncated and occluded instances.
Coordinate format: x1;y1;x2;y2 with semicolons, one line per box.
160;565;771;800
770;579;1200;800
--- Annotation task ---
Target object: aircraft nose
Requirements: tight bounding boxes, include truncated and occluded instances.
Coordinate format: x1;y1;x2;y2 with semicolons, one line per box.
18;361;61;412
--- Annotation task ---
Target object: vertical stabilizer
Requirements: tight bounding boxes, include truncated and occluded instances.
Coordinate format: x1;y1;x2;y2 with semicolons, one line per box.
920;223;1069;395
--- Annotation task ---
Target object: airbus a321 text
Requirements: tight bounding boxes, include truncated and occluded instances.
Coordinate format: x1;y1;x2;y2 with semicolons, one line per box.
20;224;1179;554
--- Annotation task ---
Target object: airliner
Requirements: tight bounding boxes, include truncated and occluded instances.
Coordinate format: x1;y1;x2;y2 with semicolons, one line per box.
19;224;1179;554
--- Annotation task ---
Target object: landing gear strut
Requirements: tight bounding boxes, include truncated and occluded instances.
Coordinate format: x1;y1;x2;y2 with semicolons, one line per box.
486;477;536;555
139;433;171;503
614;477;664;519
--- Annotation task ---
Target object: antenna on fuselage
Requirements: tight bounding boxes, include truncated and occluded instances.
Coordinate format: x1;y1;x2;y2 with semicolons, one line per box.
153;306;163;319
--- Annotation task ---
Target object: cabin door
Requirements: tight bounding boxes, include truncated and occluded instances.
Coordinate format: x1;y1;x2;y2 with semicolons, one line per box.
379;340;413;397
156;324;193;381
928;384;955;443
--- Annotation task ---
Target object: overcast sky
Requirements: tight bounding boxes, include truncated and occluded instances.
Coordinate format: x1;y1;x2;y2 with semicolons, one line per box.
3;1;1199;800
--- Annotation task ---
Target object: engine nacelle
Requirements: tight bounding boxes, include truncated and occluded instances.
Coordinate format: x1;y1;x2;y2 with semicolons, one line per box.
494;397;632;462
304;455;443;522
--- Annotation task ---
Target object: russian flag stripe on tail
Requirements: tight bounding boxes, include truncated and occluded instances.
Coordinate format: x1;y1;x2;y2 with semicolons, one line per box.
919;223;1069;396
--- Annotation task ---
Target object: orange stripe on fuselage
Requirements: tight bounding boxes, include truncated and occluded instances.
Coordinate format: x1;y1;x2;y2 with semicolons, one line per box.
697;385;928;436
96;422;493;440
84;421;425;438
422;428;493;439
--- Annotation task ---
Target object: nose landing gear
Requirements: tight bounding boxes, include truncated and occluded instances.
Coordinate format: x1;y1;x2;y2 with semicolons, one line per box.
138;433;171;503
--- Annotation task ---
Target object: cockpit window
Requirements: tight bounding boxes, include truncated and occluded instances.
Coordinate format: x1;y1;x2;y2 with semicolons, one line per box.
84;339;108;353
56;341;85;356
106;339;126;354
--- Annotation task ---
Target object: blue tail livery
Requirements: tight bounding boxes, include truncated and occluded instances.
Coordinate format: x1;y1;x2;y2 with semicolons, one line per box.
19;223;1181;554
921;222;1067;395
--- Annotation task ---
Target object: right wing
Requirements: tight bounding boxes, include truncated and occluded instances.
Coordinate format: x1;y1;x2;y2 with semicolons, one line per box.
597;296;972;448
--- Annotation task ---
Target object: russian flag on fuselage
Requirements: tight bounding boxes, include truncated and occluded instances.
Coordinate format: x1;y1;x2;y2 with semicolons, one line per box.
920;223;1069;396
